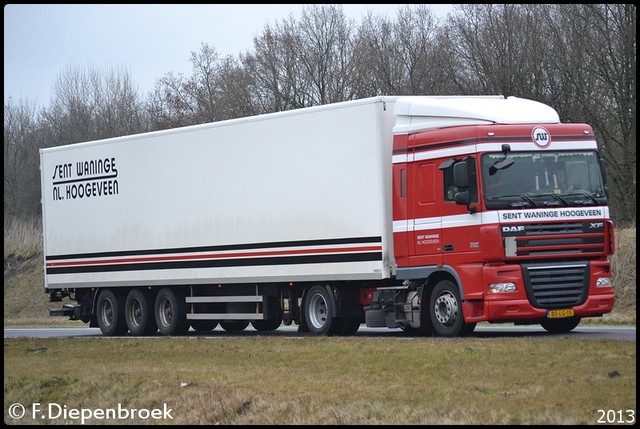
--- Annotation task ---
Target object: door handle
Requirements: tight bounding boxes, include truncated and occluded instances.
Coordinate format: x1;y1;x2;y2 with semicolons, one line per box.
444;244;454;252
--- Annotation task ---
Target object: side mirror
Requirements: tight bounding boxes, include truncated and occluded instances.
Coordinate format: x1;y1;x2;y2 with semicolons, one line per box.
453;162;468;188
455;190;470;205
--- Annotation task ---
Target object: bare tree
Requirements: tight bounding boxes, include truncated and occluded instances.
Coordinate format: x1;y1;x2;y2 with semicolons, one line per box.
542;4;636;225
4;98;42;218
147;71;195;129
295;4;357;105
352;12;398;95
213;55;260;119
42;64;146;146
94;67;146;137
148;43;258;128
244;16;309;112
441;4;552;98
439;4;635;225
244;5;358;111
353;5;447;96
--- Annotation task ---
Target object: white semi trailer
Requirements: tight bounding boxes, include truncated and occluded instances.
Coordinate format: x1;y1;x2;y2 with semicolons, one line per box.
40;96;615;337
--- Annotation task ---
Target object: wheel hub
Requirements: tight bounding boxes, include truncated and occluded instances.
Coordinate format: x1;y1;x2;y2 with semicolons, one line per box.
307;294;328;329
434;292;458;326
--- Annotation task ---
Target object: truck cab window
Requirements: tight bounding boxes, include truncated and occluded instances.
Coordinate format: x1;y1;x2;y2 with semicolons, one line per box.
482;151;607;210
444;160;477;203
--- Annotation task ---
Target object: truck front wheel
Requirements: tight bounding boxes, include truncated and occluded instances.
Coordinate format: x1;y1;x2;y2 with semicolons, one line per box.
303;285;340;336
429;280;466;338
155;288;189;336
96;289;128;336
540;317;581;333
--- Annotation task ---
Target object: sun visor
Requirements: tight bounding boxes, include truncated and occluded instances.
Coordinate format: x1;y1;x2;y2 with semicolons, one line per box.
392;96;561;134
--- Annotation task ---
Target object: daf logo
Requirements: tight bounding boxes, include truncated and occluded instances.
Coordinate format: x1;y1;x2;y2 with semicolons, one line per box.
502;225;525;232
590;222;604;229
532;126;551;148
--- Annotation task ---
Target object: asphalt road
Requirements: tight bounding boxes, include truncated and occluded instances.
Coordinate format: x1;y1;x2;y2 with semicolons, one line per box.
4;325;636;341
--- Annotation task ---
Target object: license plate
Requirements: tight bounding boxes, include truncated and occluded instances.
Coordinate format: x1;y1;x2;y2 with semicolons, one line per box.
547;308;575;318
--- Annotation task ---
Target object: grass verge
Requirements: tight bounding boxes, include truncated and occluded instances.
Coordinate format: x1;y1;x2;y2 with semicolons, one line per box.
4;336;636;425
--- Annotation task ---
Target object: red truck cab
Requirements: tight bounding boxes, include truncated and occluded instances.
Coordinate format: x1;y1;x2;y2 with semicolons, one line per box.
378;97;614;336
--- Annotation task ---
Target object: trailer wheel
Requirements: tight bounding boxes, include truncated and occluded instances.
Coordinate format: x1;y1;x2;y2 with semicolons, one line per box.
220;320;249;331
251;319;281;331
189;302;219;332
190;320;218;332
303;285;340;336
251;298;284;331
429;280;465;337
125;288;157;336
540;317;581;333
96;289;128;336
337;317;361;336
155;288;189;336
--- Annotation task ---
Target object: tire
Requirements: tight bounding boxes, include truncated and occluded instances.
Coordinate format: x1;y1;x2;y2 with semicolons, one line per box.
96;289;128;336
220;320;249;331
75;289;94;323
125;288;157;336
190;302;220;332
401;326;421;336
251;299;284;331
419;287;436;336
155;287;189;336
337;317;361;336
429;280;465;337
303;285;341;336
190;320;218;332
540;317;581;333
460;322;477;336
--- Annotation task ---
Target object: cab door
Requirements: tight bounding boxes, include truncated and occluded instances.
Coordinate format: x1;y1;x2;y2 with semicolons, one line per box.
439;157;482;265
407;160;443;266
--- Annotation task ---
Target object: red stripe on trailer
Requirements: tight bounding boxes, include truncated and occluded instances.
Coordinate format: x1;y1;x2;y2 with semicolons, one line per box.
46;245;384;268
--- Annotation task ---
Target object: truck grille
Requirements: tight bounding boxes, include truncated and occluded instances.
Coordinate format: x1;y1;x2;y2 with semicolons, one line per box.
521;262;589;309
503;221;605;258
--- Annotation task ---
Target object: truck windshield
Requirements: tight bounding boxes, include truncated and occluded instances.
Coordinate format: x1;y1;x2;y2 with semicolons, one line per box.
482;151;607;209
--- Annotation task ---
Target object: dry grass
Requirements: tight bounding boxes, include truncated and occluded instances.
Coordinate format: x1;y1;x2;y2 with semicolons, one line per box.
610;226;636;313
3;336;636;425
3;216;42;255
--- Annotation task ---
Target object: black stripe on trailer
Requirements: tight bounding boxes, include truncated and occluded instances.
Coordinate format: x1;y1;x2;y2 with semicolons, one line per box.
46;251;384;275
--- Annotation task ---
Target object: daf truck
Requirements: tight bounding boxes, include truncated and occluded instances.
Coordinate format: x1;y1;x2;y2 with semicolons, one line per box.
40;95;615;337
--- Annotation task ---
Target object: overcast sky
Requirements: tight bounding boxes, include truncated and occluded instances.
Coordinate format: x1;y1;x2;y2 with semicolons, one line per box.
4;4;454;109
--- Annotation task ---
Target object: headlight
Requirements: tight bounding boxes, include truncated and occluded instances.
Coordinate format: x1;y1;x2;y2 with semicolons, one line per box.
489;282;517;293
596;277;612;288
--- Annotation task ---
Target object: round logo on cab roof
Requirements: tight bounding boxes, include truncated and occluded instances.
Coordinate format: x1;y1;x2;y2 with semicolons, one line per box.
532;127;551;148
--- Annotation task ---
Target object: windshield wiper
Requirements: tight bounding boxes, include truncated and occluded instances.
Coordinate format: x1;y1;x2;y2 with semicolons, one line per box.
564;191;600;205
516;194;538;207
487;194;538;208
533;193;570;206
